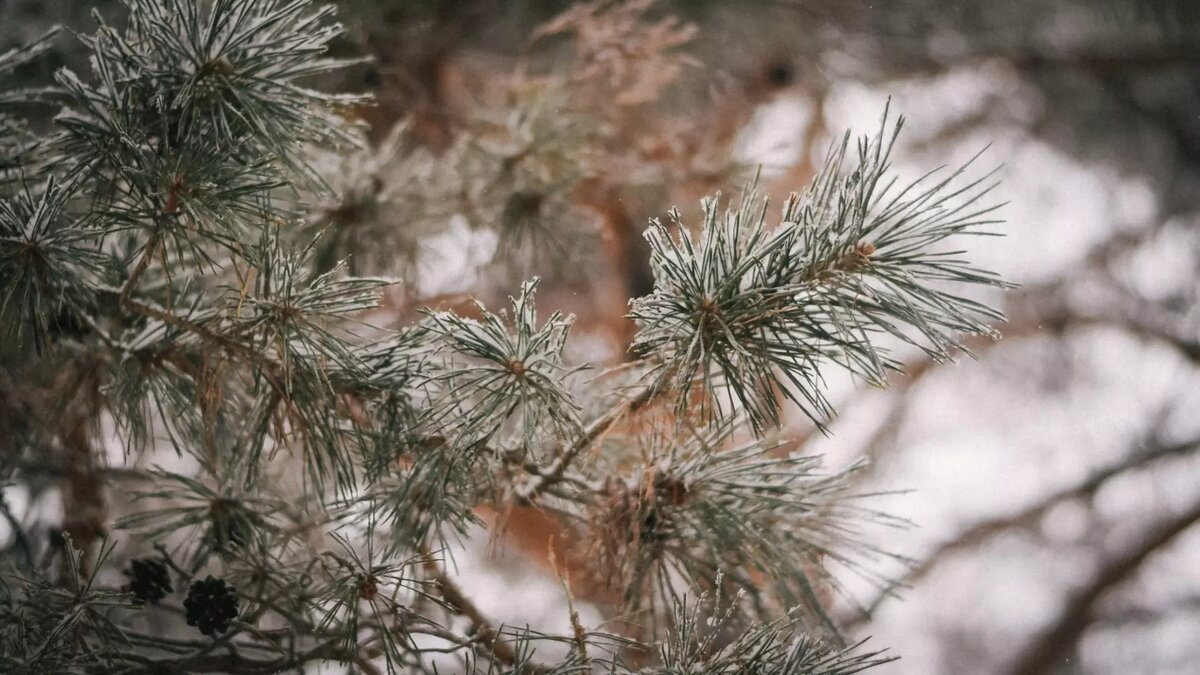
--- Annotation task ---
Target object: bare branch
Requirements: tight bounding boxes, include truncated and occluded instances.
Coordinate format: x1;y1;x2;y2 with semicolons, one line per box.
1006;498;1200;675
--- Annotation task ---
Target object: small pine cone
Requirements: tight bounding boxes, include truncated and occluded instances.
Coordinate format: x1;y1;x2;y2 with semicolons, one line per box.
184;576;239;636
124;558;173;605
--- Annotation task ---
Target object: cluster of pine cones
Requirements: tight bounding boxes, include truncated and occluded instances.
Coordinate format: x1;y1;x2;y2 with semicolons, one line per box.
124;558;239;636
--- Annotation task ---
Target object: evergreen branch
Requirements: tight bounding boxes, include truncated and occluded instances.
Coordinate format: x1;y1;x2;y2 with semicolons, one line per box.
424;278;583;454
630;106;1009;434
648;584;895;674
576;424;908;639
0;1;1015;672
0;178;109;350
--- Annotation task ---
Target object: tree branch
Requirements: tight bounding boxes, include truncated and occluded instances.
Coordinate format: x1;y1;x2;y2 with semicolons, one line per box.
1006;497;1200;675
418;546;544;674
854;435;1200;625
514;375;660;503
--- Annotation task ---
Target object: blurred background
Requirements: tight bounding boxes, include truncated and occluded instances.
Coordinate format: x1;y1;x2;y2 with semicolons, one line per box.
3;1;1199;673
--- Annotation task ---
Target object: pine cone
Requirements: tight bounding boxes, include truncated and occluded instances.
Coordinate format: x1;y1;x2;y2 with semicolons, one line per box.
124;558;173;605
184;576;239;636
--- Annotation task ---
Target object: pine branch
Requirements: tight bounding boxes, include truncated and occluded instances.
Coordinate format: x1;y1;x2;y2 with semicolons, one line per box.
423;278;583;454
0;1;1015;672
630;106;1009;433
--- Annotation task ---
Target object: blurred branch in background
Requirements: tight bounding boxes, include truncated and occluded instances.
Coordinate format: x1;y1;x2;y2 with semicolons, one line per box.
1007;497;1200;674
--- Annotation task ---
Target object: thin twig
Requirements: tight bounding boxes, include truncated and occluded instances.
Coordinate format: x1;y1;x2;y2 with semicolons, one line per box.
516;375;661;503
119;233;161;307
418;545;544;674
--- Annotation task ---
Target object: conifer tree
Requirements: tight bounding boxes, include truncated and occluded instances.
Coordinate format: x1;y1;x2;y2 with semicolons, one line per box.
0;1;1009;673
